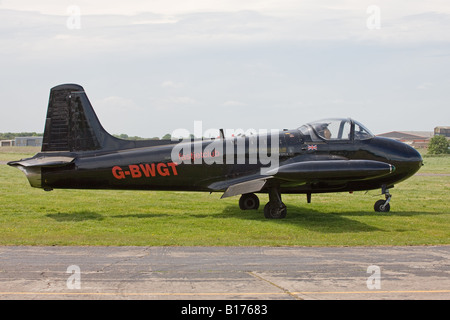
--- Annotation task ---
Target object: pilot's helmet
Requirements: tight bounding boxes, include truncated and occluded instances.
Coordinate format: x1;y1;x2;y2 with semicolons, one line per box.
315;123;328;133
316;123;331;139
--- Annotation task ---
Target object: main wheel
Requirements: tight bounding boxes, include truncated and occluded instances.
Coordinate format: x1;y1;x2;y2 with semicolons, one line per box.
374;199;390;212
239;193;260;210
264;202;287;219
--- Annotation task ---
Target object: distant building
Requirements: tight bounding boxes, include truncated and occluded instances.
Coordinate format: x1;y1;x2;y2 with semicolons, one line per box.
376;131;433;148
434;126;450;138
0;140;15;147
14;136;43;147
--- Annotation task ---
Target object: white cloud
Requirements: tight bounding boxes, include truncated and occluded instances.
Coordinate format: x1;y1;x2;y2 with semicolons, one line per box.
223;100;247;107
132;16;179;25
161;81;184;88
94;96;143;122
416;82;433;90
1;0;305;16
164;96;196;104
1;1;450;136
96;96;141;111
2;1;450;60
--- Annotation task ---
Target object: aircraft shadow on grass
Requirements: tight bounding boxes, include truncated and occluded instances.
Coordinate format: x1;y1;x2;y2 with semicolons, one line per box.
46;211;103;222
112;213;171;218
217;204;440;233
45;204;438;234
46;211;170;221
219;205;381;233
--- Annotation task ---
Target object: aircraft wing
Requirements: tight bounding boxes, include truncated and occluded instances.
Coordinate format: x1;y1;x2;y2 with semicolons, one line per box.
212;160;394;198
220;177;272;199
208;174;273;198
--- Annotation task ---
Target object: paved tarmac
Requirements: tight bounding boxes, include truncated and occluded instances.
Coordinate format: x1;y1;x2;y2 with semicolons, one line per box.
0;246;449;300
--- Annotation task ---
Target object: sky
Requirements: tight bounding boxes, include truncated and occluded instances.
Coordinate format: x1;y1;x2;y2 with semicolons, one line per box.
1;0;449;138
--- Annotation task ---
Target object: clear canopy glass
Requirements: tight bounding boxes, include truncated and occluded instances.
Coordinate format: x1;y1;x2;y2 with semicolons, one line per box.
299;118;374;142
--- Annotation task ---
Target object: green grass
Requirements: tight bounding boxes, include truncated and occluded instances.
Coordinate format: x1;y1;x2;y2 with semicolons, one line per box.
421;155;450;174
0;147;449;246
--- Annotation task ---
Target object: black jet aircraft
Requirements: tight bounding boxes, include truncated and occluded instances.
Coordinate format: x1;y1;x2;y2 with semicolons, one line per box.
9;84;423;219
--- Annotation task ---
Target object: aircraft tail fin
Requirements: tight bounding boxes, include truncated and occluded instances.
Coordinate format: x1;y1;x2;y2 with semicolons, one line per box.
42;84;179;153
42;84;111;152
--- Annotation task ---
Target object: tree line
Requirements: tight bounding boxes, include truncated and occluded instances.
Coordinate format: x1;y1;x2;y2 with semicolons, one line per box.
0;132;173;140
0;132;42;140
1;132;447;153
112;133;172;140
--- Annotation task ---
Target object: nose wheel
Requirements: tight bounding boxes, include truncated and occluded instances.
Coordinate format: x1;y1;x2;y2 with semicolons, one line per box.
374;187;391;212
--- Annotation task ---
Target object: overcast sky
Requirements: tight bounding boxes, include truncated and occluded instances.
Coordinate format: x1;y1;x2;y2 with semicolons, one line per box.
1;0;449;137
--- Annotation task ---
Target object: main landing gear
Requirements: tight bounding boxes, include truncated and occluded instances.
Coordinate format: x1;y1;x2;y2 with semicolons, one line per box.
264;186;287;219
238;186;287;219
374;186;392;212
239;185;393;218
239;193;260;210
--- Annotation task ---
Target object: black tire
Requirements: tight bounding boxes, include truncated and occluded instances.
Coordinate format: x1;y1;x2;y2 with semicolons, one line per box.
239;193;260;210
264;203;287;219
374;199;390;212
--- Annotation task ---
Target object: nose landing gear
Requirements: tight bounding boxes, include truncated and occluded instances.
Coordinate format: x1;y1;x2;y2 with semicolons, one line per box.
374;186;391;212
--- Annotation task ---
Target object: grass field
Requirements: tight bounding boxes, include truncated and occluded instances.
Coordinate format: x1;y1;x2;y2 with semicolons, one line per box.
0;147;449;246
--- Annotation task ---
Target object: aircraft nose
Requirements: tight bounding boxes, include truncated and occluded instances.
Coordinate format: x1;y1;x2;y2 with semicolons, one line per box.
406;144;423;167
387;139;423;175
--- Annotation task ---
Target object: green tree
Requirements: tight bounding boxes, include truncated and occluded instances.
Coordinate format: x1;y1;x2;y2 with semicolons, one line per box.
0;132;42;140
428;135;450;154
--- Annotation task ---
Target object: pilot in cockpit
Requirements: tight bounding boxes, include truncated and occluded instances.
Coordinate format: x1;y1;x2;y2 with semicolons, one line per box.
317;123;331;139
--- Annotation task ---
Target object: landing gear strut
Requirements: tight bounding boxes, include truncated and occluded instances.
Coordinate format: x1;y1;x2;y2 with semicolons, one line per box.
264;186;287;219
374;186;391;212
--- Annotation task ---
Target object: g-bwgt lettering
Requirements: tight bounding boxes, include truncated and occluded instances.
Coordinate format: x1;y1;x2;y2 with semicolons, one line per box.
112;162;178;180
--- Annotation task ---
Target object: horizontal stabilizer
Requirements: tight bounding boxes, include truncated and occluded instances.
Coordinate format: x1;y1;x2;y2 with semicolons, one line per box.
7;156;75;189
8;156;75;168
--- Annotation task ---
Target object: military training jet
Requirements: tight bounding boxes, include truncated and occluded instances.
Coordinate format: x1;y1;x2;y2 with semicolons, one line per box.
9;84;423;219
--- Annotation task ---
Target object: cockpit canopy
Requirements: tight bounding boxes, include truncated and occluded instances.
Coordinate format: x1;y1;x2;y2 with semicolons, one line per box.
299;118;374;142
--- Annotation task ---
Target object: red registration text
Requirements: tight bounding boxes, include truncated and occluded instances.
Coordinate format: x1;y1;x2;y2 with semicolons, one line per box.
112;162;178;180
